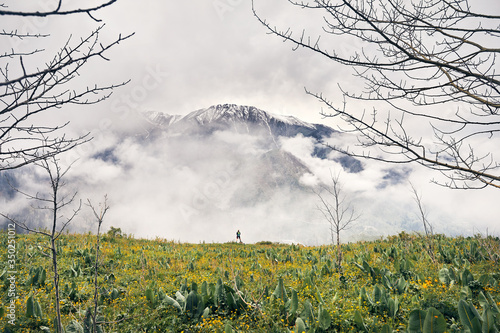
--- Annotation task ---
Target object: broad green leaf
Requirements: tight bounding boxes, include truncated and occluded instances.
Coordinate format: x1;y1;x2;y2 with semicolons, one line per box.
273;277;288;302
301;301;314;325
26;293;35;318
318;304;331;330
226;290;236;312
470;317;482;333
294;317;306;333
458;300;481;332
438;268;451;285
164;295;182;312
380;323;392;333
423;307;446;333
462;269;475;287
145;289;154;304
202;307;210;319
397;276;408;294
34;299;43;318
487;292;500;315
354;310;368;332
374;285;382;303
408;309;427;333
461;286;472;300
215;278;224;307
315;286;324;304
201;281;208;297
290;289;299;314
362;260;371;274
360;287;373;306
389;296;399;318
482;307;498;333
40;268;47;285
175;290;186;306
353;262;365;271
224;322;234;333
111;288;119;300
65;320;84;333
185;290;199;315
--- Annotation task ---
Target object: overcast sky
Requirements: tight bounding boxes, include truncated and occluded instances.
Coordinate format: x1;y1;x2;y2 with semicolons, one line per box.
3;0;499;242
98;1;336;116
7;0;498;122
28;0;347;129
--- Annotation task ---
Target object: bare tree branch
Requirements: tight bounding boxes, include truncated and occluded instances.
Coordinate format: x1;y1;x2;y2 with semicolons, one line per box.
0;1;133;171
0;153;80;332
313;170;359;272
253;0;500;189
87;195;110;333
409;181;436;263
0;1;118;18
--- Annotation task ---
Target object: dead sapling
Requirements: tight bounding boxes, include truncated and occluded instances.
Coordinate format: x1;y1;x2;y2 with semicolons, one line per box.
86;195;110;333
1;155;80;333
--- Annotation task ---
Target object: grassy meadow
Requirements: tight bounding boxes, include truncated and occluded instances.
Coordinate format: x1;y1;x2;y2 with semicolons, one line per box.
1;229;499;332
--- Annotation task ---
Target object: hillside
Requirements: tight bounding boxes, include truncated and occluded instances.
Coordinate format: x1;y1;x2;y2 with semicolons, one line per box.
1;231;499;332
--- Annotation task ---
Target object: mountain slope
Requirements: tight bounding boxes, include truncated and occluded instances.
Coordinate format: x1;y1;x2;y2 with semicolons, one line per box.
143;104;336;140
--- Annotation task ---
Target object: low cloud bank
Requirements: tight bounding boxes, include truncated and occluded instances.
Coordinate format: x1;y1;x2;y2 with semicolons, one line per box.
2;125;497;245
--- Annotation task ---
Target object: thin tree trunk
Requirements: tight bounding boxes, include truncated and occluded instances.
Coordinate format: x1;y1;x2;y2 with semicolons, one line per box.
51;239;62;333
336;228;342;271
52;184;63;333
87;196;109;333
93;222;102;333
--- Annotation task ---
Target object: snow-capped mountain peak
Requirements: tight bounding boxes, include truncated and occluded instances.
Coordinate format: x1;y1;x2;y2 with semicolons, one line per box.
143;104;334;140
185;104;316;129
143;111;182;126
186;104;270;125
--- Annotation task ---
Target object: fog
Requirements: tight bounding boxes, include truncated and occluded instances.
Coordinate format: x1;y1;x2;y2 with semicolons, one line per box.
2;116;497;245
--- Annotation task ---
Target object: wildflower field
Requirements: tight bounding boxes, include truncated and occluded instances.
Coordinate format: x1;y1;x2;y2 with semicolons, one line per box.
1;230;499;332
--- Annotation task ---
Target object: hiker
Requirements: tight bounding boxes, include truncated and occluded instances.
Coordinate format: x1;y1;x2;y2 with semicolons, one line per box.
236;230;241;243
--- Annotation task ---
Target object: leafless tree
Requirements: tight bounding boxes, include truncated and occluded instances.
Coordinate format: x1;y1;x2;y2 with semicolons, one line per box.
87;195;110;333
313;171;359;271
409;181;436;263
252;0;500;189
0;1;133;171
1;154;81;333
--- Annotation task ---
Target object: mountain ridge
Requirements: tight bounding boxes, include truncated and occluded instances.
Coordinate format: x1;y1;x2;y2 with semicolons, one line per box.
143;103;336;140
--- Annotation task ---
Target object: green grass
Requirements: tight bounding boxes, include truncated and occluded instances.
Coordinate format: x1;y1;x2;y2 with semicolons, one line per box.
1;231;499;332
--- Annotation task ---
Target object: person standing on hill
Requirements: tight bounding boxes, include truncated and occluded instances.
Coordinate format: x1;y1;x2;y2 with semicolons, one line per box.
236;230;241;243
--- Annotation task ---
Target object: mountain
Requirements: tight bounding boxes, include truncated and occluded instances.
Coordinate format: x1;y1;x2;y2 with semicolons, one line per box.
142;104;362;173
143;104;336;141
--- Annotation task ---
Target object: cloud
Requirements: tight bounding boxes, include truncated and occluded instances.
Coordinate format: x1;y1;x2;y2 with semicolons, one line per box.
2;121;498;245
2;1;498;244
